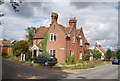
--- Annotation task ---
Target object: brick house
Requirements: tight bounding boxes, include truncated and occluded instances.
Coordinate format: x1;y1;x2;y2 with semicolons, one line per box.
0;40;12;56
31;12;90;63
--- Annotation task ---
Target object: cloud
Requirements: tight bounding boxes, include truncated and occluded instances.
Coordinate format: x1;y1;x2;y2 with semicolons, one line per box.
1;1;118;50
70;2;95;9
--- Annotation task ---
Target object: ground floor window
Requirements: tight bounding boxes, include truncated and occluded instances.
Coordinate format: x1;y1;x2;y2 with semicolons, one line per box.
49;50;56;57
70;50;74;56
80;52;82;59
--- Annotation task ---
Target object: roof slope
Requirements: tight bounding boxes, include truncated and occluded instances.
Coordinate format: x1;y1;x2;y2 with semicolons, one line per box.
0;41;11;46
96;46;106;54
34;27;48;38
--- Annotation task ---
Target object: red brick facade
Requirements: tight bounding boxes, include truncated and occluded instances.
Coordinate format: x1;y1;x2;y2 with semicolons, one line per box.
32;12;90;63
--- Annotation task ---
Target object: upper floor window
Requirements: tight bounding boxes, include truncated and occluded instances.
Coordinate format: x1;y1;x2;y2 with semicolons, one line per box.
80;36;82;46
72;35;75;43
50;33;56;41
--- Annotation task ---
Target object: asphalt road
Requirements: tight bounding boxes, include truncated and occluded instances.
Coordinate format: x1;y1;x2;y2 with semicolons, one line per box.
2;57;119;80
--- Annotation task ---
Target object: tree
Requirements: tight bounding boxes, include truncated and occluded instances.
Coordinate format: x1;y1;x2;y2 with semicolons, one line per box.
92;49;102;59
12;40;29;56
116;49;120;59
25;27;38;46
0;0;22;12
105;49;112;60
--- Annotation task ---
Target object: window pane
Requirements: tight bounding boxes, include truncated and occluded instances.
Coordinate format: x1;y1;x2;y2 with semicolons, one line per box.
51;34;53;41
50;50;52;55
54;34;56;41
72;36;75;43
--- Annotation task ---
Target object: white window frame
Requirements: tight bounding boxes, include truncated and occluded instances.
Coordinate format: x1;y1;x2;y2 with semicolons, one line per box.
80;52;82;59
72;35;75;43
49;49;56;56
80;38;82;46
50;33;56;41
70;50;74;56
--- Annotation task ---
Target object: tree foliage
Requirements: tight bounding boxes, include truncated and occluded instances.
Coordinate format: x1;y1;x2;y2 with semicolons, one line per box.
92;49;102;59
116;49;120;59
25;27;38;46
105;49;112;60
12;40;29;56
0;0;22;12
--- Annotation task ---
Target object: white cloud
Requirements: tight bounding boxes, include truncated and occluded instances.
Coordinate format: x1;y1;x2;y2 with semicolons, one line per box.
1;2;118;50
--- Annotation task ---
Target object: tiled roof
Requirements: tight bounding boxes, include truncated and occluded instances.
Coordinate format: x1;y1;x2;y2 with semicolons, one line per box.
96;46;106;54
85;39;89;44
34;27;48;38
65;27;73;34
36;44;42;49
0;41;11;46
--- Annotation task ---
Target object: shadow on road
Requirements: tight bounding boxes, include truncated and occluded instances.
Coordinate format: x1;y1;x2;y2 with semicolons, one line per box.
2;57;80;80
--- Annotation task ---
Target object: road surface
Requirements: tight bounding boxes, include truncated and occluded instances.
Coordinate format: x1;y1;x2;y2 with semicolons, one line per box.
2;57;119;80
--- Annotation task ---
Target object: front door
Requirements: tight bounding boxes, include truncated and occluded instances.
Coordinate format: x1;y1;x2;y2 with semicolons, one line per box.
34;50;37;57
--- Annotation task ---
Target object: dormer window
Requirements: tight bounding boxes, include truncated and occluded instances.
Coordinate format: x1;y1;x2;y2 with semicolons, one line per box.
72;35;75;43
50;33;56;41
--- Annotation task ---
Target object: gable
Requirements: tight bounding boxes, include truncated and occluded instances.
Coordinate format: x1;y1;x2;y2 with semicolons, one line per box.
49;22;66;35
34;27;48;38
31;44;39;50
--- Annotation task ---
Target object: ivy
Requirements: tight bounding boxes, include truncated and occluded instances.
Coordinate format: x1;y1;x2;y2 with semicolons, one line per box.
41;29;49;54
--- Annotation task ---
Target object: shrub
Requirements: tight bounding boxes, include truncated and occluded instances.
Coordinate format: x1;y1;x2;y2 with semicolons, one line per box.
66;55;75;64
82;54;91;61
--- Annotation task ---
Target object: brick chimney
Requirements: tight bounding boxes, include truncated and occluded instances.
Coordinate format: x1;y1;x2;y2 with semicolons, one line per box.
51;12;58;24
69;17;77;28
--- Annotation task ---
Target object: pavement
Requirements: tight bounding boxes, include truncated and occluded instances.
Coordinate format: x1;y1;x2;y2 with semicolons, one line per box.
2;57;119;80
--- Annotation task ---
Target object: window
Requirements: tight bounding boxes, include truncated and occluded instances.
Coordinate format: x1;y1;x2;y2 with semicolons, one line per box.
80;52;82;59
80;38;82;46
72;35;75;43
49;50;56;56
70;50;74;56
50;33;56;41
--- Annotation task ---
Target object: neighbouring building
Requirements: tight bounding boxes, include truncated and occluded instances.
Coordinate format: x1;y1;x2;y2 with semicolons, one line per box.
0;40;12;56
94;43;106;60
31;12;90;63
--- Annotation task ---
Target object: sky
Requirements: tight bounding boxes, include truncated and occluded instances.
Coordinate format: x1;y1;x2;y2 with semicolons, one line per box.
0;0;119;51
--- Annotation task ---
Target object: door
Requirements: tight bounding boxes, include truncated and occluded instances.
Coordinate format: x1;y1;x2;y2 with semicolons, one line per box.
33;50;37;57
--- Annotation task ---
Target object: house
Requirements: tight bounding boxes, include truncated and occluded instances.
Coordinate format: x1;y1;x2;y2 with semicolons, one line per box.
94;43;106;60
0;40;12;56
31;12;90;63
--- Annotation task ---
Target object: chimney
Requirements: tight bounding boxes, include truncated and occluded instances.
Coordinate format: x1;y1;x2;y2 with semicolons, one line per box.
95;43;99;47
51;12;58;24
69;17;77;28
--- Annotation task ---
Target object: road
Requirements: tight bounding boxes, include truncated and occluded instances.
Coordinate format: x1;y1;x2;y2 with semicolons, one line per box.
2;57;119;80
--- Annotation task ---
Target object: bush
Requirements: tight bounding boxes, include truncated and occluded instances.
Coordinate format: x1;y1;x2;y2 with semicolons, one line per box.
82;54;91;61
66;55;75;64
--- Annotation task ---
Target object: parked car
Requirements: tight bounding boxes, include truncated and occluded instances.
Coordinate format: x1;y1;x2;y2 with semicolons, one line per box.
109;58;114;61
30;54;57;66
112;59;119;64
